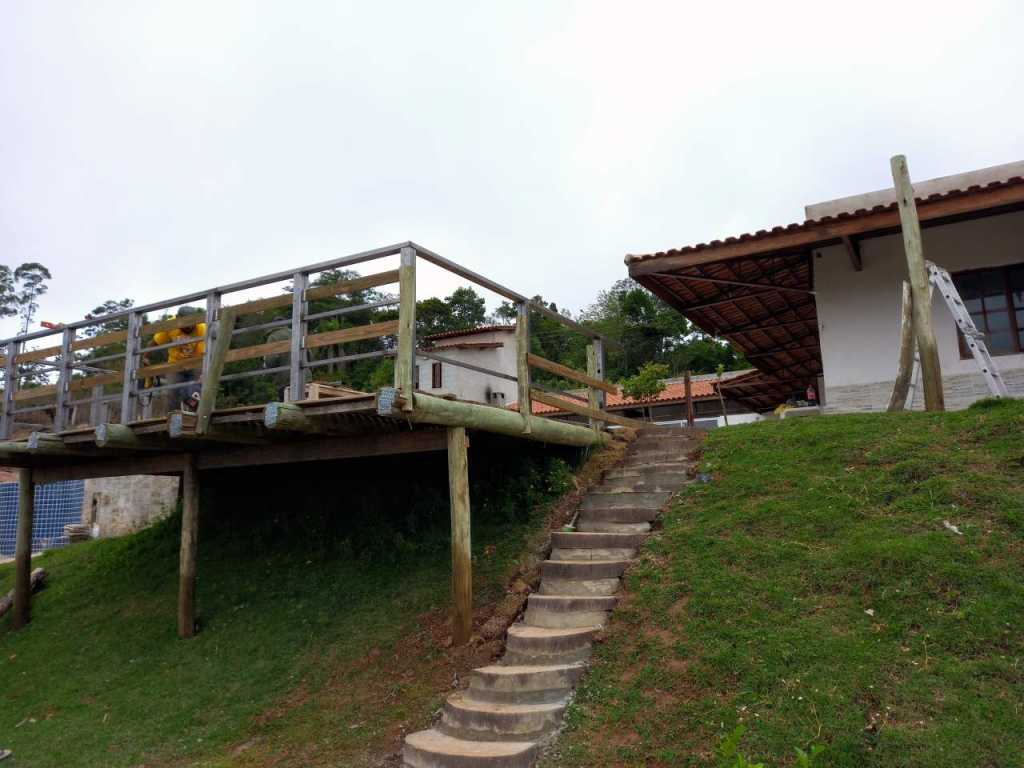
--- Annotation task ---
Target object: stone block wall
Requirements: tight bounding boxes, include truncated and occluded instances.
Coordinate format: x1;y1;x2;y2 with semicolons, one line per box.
81;475;180;538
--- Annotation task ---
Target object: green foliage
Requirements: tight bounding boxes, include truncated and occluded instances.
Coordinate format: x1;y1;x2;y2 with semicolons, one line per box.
417;286;487;338
619;361;669;400
717;725;825;768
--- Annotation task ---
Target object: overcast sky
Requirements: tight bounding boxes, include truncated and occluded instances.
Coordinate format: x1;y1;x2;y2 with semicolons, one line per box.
1;1;1022;339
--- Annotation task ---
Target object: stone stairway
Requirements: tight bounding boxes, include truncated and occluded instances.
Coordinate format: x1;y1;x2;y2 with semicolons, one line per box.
403;427;699;768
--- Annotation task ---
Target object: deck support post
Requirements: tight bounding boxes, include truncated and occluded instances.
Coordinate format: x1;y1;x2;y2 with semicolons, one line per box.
516;302;531;433
395;246;416;411
888;281;916;411
684;370;695;426
891;154;944;412
447;426;472;645
12;468;34;630
586;343;605;433
177;454;200;639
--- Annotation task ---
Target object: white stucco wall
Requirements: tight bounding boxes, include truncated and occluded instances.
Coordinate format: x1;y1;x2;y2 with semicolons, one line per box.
416;329;518;406
814;209;1024;410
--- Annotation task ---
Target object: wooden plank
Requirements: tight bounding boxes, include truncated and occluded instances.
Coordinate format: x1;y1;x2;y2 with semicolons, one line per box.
527;353;617;395
33;453;190;483
196;428;446;471
304;269;400;301
516;302;531;434
891;155;944;411
11;468;34;629
134;357;202;380
447;426;472;645
178;454;199;639
306;320;399;350
394;246;416;410
15;344;62;364
842;236;863;272
530;389;648;429
628;180;1024;275
195;307;238;434
887;280;917;411
71;329;128;351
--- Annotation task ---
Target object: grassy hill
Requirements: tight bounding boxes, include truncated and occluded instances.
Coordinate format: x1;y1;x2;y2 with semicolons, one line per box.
546;399;1024;767
0;437;605;768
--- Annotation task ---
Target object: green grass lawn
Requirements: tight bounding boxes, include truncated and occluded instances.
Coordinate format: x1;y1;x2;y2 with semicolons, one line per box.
548;400;1024;768
0;447;581;768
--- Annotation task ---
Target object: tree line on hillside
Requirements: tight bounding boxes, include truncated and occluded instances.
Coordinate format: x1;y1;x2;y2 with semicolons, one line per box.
66;272;743;405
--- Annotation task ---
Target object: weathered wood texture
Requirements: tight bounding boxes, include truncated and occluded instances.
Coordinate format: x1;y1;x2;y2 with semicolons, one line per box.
684;370;695;426
263;402;325;433
390;392;606;447
530;390;647;430
196;308;238;435
447;426;472;645
890;154;944;411
12;468;34;630
515;302;531;434
888;280;917;411
527;354;618;395
178;455;199;639
395;246;416;410
0;568;45;620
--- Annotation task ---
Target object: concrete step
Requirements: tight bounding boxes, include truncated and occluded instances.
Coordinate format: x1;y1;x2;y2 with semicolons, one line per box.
524;594;617;628
624;451;688;465
540;559;629;580
578;507;660;524
550;546;637;561
606;463;690;479
503;624;596;666
467;663;585;704
440;693;568;742
550;531;646;550
576;519;651;534
403;729;538;768
582;491;671;510
594;475;690;493
539;577;620;596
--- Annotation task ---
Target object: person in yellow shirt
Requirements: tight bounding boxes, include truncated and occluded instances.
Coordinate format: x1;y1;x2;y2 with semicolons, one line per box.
153;306;207;412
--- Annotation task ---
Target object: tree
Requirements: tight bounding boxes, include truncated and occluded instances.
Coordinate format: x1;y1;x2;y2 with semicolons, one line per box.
620;361;670;400
83;299;134;337
13;263;52;334
417;286;487;338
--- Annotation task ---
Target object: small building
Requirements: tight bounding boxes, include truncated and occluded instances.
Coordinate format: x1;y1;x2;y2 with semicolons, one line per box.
416;325;518;407
626;161;1024;412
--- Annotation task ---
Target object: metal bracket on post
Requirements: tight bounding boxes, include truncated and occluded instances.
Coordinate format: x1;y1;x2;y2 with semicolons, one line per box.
53;327;75;431
119;311;141;424
1;341;19;439
377;386;398;416
289;271;308;401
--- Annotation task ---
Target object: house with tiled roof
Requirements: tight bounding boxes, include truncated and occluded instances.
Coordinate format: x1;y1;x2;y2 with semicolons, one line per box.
626;160;1024;412
416;325;518;408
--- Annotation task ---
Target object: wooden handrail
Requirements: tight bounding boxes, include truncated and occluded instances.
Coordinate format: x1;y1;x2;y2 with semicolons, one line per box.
526;353;617;395
531;390;646;429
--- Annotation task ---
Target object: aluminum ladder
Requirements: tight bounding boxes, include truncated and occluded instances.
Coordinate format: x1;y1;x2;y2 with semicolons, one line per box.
920;260;1009;399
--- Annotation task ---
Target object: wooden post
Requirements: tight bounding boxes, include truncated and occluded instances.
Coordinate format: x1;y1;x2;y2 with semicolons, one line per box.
11;468;34;630
54;327;75;431
1;341;20;439
586;344;602;432
195;308;237;435
515;302;531;434
119;311;141;424
888;280;916;411
891;155;944;411
447;426;472;645
684;370;695;426
395;246;416;411
177;454;200;639
288;271;307;401
717;381;729;426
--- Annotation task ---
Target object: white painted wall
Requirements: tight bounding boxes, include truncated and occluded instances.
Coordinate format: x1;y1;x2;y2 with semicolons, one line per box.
416;329;518;406
814;210;1024;407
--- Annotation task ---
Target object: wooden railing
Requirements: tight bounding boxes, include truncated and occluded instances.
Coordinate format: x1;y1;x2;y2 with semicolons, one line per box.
0;241;632;439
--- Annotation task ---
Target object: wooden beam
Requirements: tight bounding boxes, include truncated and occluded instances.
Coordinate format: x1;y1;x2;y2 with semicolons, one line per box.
515;302;532;434
891;155;944;411
447;426;472;645
530;390;649;430
628;179;1024;274
306;320;399;350
28;432;81;456
195;307;237;435
394;245;416;411
169;411;266;444
11;468;34;630
526;354;618;395
95;423;174;451
178;454;199;639
263;402;326;434
32;453;190;483
887;280;916;411
657;272;815;294
304;268;400;302
842;236;863;272
383;391;605;448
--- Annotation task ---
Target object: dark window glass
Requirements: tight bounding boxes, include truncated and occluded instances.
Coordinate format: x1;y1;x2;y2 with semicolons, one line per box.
953;264;1024;357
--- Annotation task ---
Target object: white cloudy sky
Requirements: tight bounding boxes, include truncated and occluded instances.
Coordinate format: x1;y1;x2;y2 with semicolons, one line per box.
1;1;1022;339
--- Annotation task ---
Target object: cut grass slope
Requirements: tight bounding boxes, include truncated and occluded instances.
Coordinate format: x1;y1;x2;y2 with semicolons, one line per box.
548;400;1024;768
0;441;595;768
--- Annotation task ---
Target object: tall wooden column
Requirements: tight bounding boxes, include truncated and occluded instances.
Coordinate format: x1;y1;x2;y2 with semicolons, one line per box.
11;468;34;630
891;154;944;411
684;370;695;426
177;454;200;639
395;246;417;411
515;302;532;434
447;426;472;645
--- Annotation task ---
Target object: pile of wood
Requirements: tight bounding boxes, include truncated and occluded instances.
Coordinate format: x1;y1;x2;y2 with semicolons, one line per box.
64;522;92;543
0;567;45;619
